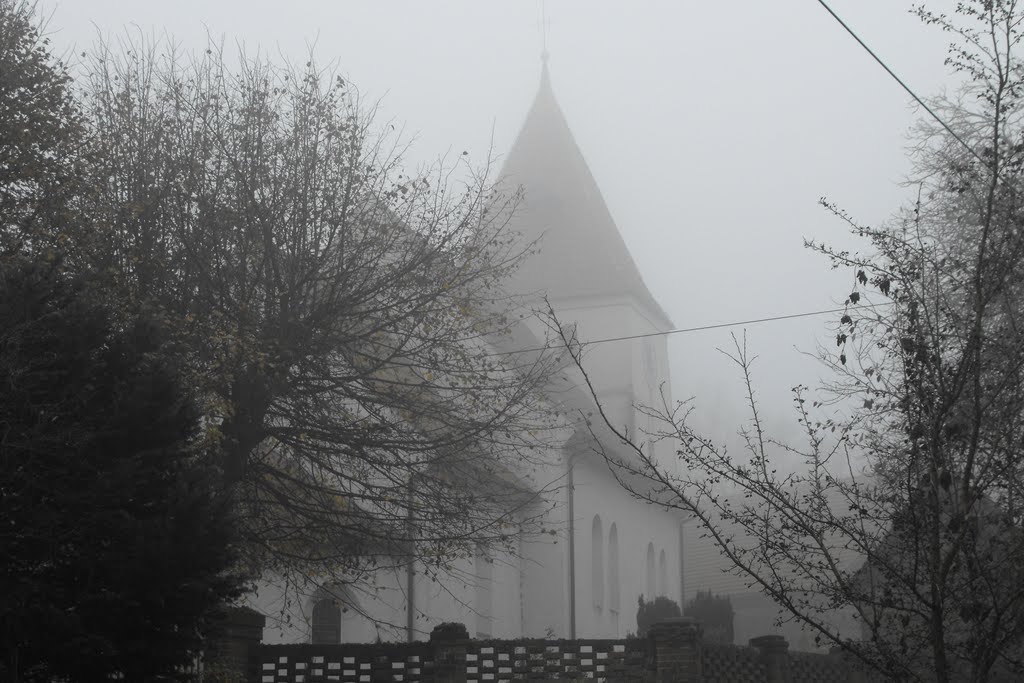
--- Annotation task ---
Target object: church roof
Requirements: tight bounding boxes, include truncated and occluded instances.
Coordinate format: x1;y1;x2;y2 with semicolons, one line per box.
500;59;672;330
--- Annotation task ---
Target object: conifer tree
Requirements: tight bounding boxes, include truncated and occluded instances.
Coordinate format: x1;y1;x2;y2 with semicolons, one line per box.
0;259;244;682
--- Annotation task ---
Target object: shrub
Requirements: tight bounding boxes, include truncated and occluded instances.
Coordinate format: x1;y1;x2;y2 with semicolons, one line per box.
635;594;681;637
684;590;734;644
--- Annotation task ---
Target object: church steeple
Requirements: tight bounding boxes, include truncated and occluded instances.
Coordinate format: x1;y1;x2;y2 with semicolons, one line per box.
499;58;672;330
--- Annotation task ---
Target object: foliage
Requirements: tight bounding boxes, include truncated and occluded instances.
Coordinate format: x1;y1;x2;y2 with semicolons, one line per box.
0;258;244;682
683;590;734;645
557;2;1024;681
635;594;681;637
72;36;563;614
1;5;242;679
0;0;87;261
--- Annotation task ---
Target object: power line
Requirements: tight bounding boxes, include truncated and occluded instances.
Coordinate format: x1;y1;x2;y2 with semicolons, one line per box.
499;304;889;356
580;306;864;346
504;5;923;359
500;7;963;357
815;0;986;167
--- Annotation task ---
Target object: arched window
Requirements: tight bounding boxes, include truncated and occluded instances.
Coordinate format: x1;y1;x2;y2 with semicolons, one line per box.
311;585;361;644
475;544;494;638
311;599;341;644
645;542;656;599
658;549;668;597
608;523;620;611
592;515;604;611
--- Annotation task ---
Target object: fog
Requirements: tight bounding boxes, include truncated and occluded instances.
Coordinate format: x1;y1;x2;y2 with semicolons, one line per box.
47;0;964;459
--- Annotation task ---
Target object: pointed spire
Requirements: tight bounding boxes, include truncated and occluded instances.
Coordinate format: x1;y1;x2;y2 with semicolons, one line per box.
539;50;551;90
497;56;673;330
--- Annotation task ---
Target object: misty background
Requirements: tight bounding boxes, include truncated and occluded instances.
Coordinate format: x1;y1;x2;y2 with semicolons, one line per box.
44;0;965;461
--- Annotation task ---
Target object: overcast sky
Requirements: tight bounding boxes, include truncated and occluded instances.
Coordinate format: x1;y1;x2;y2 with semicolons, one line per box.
45;0;965;458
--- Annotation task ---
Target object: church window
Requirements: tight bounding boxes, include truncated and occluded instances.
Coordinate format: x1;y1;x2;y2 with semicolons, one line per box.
645;542;656;598
475;544;494;638
608;523;620;626
592;515;604;612
311;599;341;644
658;549;668;597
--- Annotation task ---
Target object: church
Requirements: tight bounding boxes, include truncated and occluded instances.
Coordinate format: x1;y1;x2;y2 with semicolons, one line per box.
252;56;686;644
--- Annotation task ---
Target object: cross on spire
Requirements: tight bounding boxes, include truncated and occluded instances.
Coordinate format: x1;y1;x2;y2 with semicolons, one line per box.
539;0;550;64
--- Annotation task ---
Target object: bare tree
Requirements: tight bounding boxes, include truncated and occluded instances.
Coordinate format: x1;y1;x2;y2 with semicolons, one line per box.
555;3;1024;681
74;38;564;615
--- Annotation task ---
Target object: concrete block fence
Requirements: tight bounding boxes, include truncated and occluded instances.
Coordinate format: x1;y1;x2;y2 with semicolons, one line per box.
205;609;874;682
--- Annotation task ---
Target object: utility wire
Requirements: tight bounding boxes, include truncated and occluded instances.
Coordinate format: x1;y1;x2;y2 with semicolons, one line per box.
576;306;858;347
499;5;924;359
499;304;890;356
500;7;969;356
815;0;986;167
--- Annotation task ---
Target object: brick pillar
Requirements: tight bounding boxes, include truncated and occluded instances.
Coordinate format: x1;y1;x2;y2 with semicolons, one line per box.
204;606;266;682
648;617;703;683
750;634;791;683
430;622;470;683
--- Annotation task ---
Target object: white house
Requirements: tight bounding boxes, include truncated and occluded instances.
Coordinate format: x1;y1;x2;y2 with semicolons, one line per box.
250;56;685;645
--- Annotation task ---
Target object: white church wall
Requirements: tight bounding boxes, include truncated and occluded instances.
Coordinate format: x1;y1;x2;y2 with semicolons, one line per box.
546;298;637;433
410;556;473;638
487;548;524;638
622;305;678;477
247;435;571;645
251;547;524;645
249;567;406;645
548;296;678;477
519;506;569;638
538;293;683;640
410;549;520;640
572;456;683;638
237;52;694;650
406;461;570;641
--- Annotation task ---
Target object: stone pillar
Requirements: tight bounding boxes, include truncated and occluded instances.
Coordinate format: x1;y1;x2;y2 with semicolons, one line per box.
648;617;703;682
204;606;266;682
430;622;470;683
750;634;791;683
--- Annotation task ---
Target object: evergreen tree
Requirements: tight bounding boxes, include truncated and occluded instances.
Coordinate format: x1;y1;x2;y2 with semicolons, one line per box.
0;259;244;682
0;0;87;262
635;594;681;637
684;591;734;645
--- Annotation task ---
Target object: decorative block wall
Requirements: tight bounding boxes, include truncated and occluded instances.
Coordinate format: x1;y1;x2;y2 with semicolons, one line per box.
241;618;880;683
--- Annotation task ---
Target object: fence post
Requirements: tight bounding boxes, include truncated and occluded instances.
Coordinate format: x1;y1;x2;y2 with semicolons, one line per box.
750;634;791;683
430;622;470;683
648;617;703;682
205;606;266;682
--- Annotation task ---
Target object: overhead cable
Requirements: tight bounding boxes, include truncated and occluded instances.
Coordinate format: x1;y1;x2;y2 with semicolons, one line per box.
498;304;890;356
815;0;986;166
